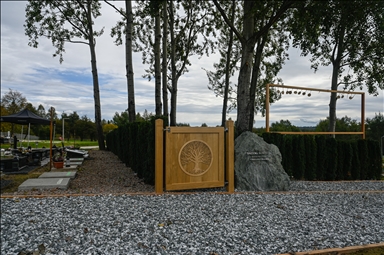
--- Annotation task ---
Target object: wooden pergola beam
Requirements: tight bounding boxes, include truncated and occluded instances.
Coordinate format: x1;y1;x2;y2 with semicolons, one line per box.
265;84;365;139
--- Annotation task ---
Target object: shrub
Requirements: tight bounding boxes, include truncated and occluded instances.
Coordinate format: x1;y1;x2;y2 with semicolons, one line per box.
324;138;337;181
315;136;326;180
292;135;305;180
304;135;317;181
357;139;368;180
350;142;360;179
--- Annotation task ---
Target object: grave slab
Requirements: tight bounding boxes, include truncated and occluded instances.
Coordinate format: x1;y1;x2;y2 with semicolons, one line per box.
39;171;77;179
70;158;84;162
52;165;78;171
18;178;70;191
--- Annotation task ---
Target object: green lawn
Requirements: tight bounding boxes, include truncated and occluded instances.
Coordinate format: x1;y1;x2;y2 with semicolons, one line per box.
1;140;99;149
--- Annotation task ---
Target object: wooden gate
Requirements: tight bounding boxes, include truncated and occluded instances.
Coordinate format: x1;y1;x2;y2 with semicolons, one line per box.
155;119;234;193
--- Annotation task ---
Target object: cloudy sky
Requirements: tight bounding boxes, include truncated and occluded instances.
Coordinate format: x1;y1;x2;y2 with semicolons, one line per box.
1;1;383;128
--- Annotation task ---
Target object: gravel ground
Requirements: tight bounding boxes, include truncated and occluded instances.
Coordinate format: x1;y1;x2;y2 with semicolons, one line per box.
1;191;383;255
1;150;383;254
1;150;155;196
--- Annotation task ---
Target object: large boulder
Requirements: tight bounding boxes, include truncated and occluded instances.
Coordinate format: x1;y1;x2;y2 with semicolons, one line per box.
235;131;290;191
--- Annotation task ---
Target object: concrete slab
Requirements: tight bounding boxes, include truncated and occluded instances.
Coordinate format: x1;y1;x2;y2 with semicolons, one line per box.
39;171;77;179
52;165;78;171
70;158;84;162
70;161;83;165
18;178;70;191
40;158;50;166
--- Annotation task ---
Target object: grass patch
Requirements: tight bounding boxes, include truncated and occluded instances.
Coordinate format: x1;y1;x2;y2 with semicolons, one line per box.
0;165;50;194
1;140;98;150
343;246;384;255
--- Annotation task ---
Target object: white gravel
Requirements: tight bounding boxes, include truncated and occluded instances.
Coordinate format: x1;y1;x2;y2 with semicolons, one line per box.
1;181;383;255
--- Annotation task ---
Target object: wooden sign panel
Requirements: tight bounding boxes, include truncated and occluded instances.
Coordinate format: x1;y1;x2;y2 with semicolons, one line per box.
165;127;224;191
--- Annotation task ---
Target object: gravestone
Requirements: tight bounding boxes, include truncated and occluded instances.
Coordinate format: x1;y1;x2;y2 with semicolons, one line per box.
235;131;290;191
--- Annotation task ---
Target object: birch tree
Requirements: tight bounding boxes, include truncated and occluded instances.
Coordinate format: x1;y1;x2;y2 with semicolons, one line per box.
211;0;292;133
289;0;384;135
212;0;295;135
107;0;136;122
24;0;106;149
134;0;216;126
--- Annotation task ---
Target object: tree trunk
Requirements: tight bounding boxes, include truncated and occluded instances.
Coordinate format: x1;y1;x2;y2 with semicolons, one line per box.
248;34;267;131
236;1;256;135
126;0;136;122
86;0;105;150
221;0;235;127
162;0;168;120
169;1;177;126
155;6;162;116
328;24;345;136
328;63;339;136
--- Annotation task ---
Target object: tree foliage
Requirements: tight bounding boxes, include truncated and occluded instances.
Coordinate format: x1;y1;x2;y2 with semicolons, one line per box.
289;0;384;133
24;0;106;149
212;0;296;135
25;0;104;63
270;119;300;132
106;0;136;122
366;112;384;143
1;89;29;135
1;89;28;115
131;0;217;125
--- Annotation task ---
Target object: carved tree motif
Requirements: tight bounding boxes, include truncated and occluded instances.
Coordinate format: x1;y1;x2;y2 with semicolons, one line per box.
179;140;213;176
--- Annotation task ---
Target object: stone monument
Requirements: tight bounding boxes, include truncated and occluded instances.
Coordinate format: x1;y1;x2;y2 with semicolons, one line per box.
235;131;290;191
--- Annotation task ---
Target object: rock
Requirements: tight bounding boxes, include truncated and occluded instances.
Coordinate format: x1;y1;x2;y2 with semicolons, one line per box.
235;131;290;191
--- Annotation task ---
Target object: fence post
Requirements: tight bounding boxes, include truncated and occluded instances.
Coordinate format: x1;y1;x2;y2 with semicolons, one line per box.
155;119;164;194
226;120;234;193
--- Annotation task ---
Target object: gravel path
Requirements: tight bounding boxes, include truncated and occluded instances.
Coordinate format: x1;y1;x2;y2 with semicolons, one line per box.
1;150;383;254
1;150;155;197
1;186;383;254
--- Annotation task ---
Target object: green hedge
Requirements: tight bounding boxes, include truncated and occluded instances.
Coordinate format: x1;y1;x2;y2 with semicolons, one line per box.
262;133;381;181
106;116;168;184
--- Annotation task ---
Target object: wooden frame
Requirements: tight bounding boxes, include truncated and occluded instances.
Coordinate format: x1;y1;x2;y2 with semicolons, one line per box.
266;84;365;139
225;120;234;193
155;119;234;194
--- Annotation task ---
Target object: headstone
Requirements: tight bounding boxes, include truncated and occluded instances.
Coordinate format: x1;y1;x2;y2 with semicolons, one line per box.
235;131;290;191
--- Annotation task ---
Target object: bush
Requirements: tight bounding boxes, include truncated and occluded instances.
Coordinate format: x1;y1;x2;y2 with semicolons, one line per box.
304;135;317;181
283;136;293;177
350;142;361;180
105;116;167;185
366;139;382;180
336;142;345;180
357;139;368;180
315;136;326;181
342;141;353;180
324;138;337;181
291;135;305;180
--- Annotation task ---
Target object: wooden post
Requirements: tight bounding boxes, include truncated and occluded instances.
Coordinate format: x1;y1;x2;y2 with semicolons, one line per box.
225;120;234;193
266;84;365;137
266;83;270;132
155;119;164;194
361;93;365;139
49;107;53;171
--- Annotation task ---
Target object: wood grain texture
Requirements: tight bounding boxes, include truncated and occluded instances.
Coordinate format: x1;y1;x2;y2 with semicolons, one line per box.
165;126;225;191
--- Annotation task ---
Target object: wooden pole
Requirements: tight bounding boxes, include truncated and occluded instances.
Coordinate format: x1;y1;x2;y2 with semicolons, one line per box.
361;93;365;139
225;120;234;193
49;107;53;171
266;84;270;132
266;84;365;138
268;83;364;95
155;119;164;194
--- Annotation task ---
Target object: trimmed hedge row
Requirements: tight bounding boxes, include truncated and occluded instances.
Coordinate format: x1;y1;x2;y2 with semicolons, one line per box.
106;116;167;185
106;123;381;183
262;133;382;181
